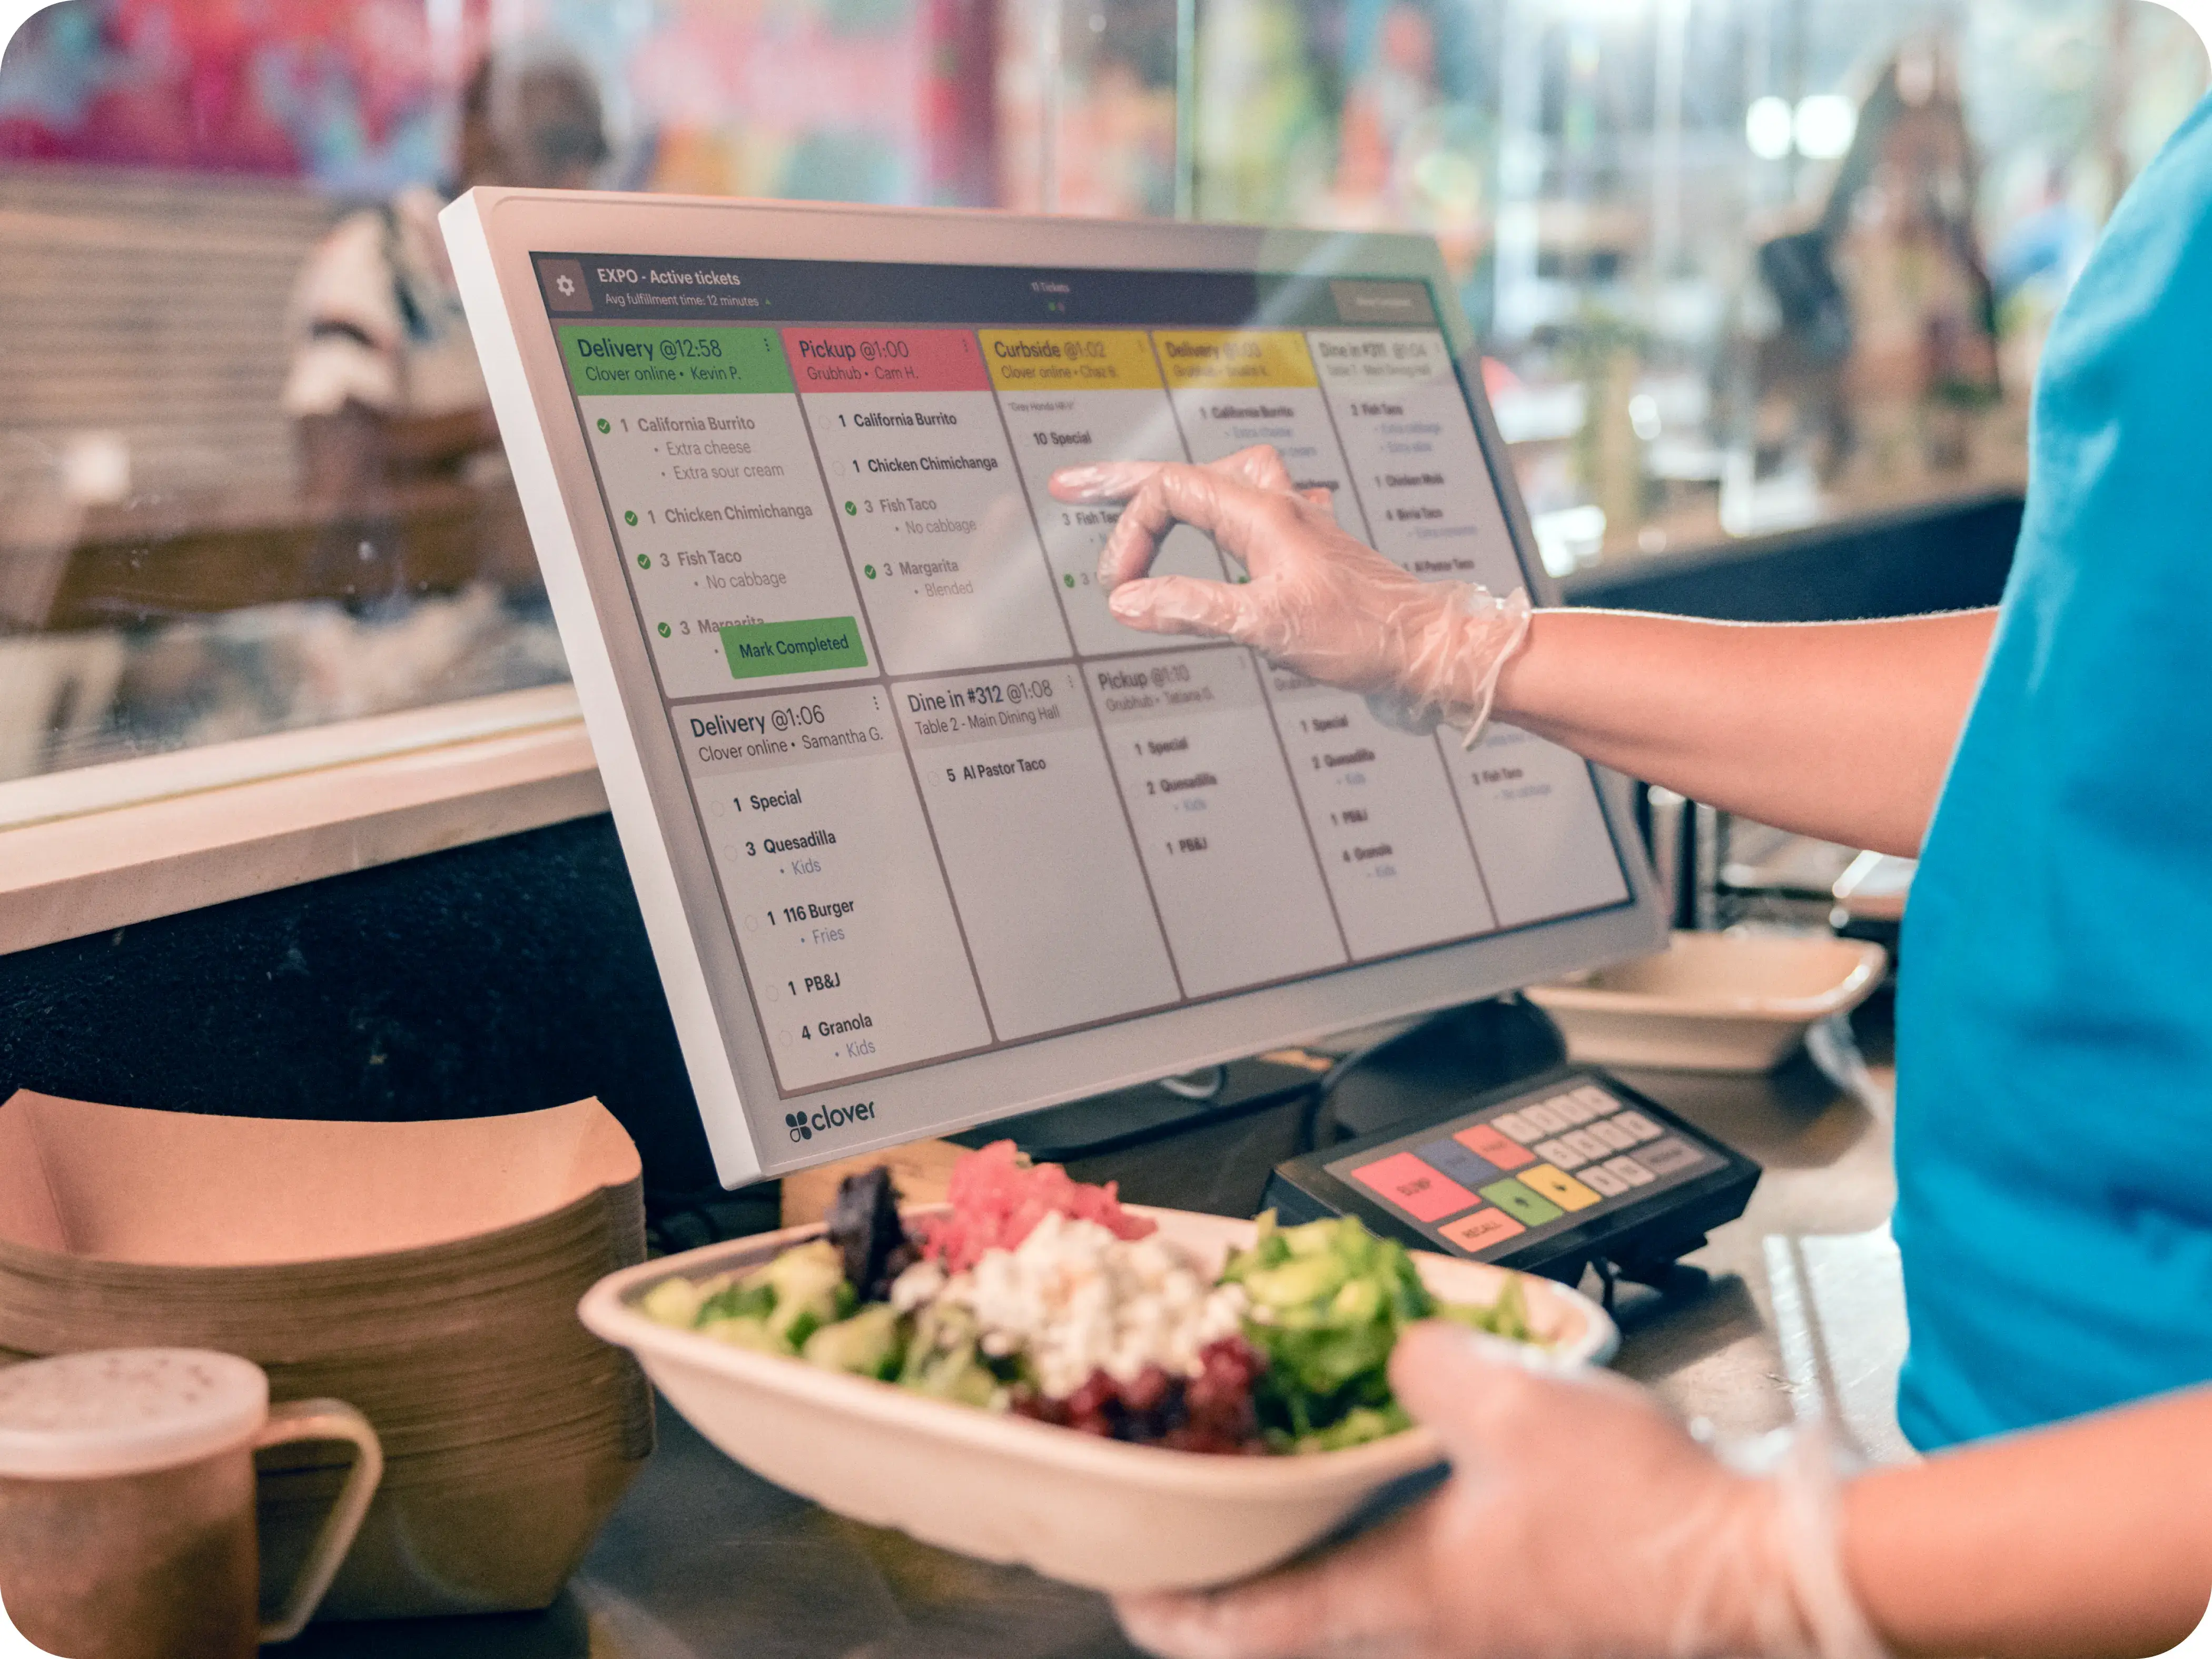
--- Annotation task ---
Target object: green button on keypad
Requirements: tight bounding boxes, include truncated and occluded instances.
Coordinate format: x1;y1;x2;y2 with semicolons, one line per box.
1477;1178;1564;1228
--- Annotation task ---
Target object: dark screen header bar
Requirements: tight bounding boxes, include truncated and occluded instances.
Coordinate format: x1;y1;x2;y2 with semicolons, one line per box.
530;253;1437;332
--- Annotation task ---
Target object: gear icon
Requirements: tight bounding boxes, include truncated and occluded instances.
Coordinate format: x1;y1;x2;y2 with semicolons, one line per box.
554;273;577;297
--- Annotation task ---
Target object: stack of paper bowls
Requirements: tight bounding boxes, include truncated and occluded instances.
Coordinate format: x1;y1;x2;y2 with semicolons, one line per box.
0;1090;653;1621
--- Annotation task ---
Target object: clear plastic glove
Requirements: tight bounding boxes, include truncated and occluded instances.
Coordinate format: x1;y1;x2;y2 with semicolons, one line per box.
1050;447;1532;743
1114;1323;1889;1659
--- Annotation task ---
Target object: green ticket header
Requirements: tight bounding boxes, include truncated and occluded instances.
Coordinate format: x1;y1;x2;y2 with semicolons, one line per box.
720;617;869;679
559;325;792;396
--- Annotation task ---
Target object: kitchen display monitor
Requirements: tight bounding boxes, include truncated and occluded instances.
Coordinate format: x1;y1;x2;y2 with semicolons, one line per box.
444;192;1665;1184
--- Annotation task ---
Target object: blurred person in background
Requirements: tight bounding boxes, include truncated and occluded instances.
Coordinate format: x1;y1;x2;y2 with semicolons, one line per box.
282;45;609;520
1755;40;1999;487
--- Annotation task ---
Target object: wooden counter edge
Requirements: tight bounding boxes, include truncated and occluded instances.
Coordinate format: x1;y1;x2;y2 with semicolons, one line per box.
0;715;607;955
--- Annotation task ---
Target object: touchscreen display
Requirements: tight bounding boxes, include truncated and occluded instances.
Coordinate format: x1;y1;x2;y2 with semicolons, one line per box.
529;254;1632;1104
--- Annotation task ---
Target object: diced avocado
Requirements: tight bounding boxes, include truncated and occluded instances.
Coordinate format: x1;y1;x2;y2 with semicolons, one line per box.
1492;1275;1532;1340
1222;1214;1295;1282
1256;1321;1394;1397
1329;1277;1382;1324
698;1315;787;1353
1439;1275;1533;1342
891;1301;1001;1407
758;1241;854;1345
756;1238;843;1300
1214;1213;1547;1454
1379;1247;1437;1320
1330;1221;1377;1269
1282;1218;1344;1259
897;1302;978;1379
940;1360;1003;1410
638;1277;705;1329
1242;1254;1348;1310
904;1346;1001;1408
802;1303;905;1379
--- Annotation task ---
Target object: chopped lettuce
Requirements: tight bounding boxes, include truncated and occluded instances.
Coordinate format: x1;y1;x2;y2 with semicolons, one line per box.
1219;1213;1540;1453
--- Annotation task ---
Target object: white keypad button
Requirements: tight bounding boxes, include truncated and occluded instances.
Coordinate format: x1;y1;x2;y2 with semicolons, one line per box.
1612;1110;1663;1144
1546;1093;1598;1127
1588;1117;1640;1151
1517;1101;1568;1135
1577;1162;1630;1197
1570;1084;1619;1115
1601;1155;1655;1187
1561;1129;1613;1163
1532;1138;1587;1171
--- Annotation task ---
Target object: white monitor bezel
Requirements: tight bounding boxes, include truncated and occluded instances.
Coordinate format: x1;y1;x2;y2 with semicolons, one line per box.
443;186;1667;1187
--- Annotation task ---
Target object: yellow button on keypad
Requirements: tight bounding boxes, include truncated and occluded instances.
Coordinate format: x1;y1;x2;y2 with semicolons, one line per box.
1516;1162;1603;1212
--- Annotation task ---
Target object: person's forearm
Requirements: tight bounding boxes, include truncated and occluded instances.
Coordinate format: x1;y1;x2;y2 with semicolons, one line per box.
1841;1386;2212;1658
1491;608;1997;857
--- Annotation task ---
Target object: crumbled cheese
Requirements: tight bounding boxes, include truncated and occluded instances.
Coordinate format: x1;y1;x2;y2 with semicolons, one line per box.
888;1258;947;1315
917;1212;1248;1400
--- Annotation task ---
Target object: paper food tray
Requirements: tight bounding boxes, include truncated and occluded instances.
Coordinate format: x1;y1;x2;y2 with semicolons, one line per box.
0;1090;653;1622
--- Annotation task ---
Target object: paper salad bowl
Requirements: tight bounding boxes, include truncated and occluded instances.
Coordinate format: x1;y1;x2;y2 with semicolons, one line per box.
1526;930;1888;1073
579;1204;1615;1593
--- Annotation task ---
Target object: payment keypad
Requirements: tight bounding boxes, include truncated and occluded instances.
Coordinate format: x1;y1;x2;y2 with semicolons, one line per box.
1324;1078;1726;1262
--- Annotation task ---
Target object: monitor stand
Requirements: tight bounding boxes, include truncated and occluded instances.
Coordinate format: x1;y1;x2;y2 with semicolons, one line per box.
1318;995;1568;1140
948;996;1572;1219
945;1055;1322;1219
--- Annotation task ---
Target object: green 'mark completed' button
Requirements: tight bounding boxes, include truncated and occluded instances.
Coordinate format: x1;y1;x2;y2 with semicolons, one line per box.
720;617;868;679
558;325;792;396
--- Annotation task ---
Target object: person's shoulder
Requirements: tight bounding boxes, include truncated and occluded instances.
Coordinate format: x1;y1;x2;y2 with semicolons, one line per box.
2047;95;2212;365
2093;96;2212;279
2140;92;2212;183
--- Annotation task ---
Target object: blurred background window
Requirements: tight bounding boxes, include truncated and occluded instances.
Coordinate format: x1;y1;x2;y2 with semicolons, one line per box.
0;0;2203;790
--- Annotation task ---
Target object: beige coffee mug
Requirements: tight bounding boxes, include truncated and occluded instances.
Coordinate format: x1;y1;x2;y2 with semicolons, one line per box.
0;1349;382;1659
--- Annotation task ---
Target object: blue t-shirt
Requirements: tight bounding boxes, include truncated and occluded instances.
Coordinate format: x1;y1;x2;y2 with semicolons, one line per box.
1896;95;2212;1450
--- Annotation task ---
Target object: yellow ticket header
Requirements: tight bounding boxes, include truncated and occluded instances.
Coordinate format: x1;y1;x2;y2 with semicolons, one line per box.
1152;330;1318;391
979;329;1162;391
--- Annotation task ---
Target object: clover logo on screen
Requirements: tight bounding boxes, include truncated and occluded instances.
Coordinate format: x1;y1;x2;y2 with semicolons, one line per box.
785;1112;812;1143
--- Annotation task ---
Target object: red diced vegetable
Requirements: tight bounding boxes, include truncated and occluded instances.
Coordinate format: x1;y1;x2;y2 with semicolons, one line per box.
915;1140;1155;1273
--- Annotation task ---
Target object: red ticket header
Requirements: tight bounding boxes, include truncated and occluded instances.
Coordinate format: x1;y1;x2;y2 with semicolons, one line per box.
779;327;990;394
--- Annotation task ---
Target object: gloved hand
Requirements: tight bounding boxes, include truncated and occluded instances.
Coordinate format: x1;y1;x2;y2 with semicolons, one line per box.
1049;447;1532;743
1113;1322;1890;1659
